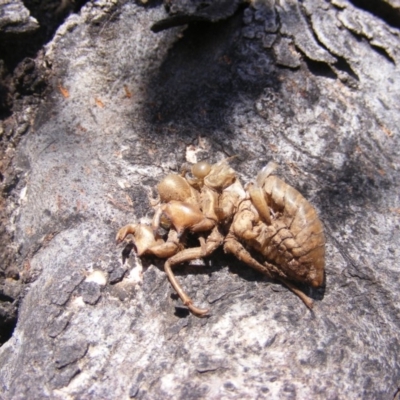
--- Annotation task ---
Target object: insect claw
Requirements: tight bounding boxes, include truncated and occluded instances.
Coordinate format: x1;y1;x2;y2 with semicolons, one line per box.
279;278;315;310
186;301;209;316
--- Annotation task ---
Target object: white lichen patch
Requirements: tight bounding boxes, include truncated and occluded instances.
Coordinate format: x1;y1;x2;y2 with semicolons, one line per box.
19;186;28;201
185;145;202;164
125;260;143;285
85;270;107;286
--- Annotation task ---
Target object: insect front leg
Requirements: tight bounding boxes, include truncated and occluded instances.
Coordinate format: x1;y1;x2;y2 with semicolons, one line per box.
116;224;182;258
148;229;183;259
164;227;224;316
116;224;162;256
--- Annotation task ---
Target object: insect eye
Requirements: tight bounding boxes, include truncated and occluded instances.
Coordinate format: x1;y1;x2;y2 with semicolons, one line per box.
191;161;211;179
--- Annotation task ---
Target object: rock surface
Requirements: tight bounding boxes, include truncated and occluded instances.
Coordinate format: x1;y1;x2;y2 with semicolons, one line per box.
0;0;400;398
0;0;39;34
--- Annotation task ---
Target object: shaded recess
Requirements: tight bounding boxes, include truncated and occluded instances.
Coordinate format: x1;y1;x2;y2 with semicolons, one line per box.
0;295;18;344
1;0;89;70
0;0;89;119
143;10;280;138
348;0;400;29
314;151;394;232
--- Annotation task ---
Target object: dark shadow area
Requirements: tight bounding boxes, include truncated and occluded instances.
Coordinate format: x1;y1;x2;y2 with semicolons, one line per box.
135;0;163;9
304;139;396;314
142;9;280;138
122;242;135;264
315;153;394;233
1;0;88;71
348;0;400;29
304;59;337;80
0;319;17;345
226;249;326;303
150;0;244;32
0;300;18;345
173;304;190;318
333;56;359;81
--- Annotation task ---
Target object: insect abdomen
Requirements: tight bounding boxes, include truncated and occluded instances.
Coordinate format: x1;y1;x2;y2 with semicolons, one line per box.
263;177;325;287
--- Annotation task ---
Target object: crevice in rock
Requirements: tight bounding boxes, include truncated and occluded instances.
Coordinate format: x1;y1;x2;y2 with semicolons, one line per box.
369;43;396;65
304;58;337;80
0;293;15;303
0;317;17;345
332;56;359;81
344;28;396;68
348;0;400;30
0;300;18;344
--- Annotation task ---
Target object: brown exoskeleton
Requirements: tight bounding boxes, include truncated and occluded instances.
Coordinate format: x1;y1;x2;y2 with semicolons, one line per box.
116;160;325;315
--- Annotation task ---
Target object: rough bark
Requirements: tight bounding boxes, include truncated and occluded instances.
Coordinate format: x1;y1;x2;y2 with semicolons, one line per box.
0;0;399;398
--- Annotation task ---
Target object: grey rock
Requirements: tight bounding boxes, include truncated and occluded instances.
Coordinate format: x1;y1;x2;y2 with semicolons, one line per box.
0;0;399;398
273;37;302;68
0;279;21;300
252;0;278;32
195;352;224;373
128;383;140;398
262;33;277;48
47;312;72;338
108;266;127;284
48;273;85;306
50;363;81;389
80;281;102;305
0;0;39;34
54;340;89;369
277;0;337;63
151;0;243;32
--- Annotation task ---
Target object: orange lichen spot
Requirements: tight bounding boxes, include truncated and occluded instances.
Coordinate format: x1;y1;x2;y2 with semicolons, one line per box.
123;85;132;98
269;143;278;153
219;55;232;64
125;193;134;206
380;124;394;137
43;232;57;246
23;260;31;271
57;194;63;210
58;85;70;98
77;124;88;133
95;98;105;108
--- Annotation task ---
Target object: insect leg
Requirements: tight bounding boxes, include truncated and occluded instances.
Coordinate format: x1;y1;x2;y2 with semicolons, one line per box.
276;276;314;310
224;235;314;309
115;224;138;244
223;235;274;279
164;227;224;316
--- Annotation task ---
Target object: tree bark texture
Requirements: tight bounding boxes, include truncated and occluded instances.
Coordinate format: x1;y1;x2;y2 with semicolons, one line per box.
0;0;399;398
